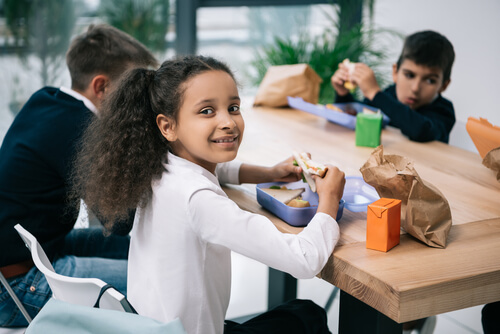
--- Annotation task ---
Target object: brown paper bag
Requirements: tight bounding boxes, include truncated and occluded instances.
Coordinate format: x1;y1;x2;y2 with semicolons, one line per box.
483;147;500;182
360;145;452;248
253;64;322;107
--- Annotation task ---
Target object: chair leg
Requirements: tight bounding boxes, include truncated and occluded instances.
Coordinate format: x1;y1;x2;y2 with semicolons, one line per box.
0;272;32;323
267;268;297;310
324;286;339;313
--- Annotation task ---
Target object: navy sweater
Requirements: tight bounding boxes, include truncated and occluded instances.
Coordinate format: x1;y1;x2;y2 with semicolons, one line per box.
0;87;93;266
336;84;455;143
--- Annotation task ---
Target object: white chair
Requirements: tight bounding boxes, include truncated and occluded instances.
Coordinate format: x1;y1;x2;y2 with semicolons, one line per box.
0;224;136;333
0;327;25;334
13;224;134;313
5;224;185;333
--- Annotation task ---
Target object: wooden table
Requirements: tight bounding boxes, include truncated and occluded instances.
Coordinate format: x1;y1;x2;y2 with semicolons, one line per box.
224;103;500;333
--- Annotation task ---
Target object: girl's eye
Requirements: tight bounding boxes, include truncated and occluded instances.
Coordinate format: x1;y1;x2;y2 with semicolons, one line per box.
200;108;214;115
229;105;240;113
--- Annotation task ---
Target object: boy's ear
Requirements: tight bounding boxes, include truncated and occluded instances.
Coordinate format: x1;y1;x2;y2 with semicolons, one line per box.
439;79;451;93
391;63;398;83
91;75;110;100
156;114;177;142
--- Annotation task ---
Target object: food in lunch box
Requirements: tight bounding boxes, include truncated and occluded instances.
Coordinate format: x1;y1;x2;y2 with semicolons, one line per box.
261;187;305;205
293;151;328;193
343;106;357;116
287;198;311;208
269;185;288;190
325;103;357;116
325;104;344;113
342;59;356;90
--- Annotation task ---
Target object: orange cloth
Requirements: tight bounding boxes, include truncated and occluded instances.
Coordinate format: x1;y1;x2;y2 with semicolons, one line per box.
466;117;500;158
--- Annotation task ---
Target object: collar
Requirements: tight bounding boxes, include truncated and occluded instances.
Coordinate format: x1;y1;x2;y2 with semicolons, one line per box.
60;86;98;115
166;152;220;187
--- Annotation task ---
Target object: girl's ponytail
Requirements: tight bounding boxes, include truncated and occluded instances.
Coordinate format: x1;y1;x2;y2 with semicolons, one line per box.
72;68;168;232
73;55;237;232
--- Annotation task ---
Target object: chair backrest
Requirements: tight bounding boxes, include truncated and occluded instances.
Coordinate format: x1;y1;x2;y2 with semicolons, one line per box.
14;224;134;313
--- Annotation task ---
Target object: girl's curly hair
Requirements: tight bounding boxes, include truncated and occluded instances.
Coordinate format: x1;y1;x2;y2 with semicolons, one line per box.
71;55;235;232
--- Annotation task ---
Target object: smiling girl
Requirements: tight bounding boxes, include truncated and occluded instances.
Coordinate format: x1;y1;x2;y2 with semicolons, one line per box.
73;55;345;334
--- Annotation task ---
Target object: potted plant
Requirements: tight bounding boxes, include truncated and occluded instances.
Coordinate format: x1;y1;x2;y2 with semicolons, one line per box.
250;0;402;104
99;0;170;58
3;0;76;86
3;0;76;115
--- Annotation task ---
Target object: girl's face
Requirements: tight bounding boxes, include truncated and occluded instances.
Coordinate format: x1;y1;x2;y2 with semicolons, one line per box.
157;70;244;173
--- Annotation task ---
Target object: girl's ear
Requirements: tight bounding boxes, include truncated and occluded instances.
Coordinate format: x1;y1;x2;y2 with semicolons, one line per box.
156;114;177;142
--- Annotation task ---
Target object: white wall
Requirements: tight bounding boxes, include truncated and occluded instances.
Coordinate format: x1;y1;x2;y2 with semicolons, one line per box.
372;0;500;151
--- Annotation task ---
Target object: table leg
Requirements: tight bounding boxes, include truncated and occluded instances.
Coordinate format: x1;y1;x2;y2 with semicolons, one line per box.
267;267;297;310
339;290;402;334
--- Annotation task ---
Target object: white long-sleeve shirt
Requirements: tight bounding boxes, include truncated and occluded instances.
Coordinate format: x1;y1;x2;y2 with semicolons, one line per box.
128;153;340;334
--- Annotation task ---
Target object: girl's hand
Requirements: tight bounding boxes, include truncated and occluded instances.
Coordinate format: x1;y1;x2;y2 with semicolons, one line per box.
269;156;303;183
238;156;303;184
313;165;346;219
350;63;381;100
331;65;350;96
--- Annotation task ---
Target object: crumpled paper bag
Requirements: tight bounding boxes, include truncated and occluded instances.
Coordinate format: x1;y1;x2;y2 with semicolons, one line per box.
483;147;500;182
253;64;322;107
360;145;452;248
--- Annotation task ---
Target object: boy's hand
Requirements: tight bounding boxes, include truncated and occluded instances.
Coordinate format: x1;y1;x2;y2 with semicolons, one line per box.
350;63;381;100
313;165;345;219
269;156;303;183
331;65;350;96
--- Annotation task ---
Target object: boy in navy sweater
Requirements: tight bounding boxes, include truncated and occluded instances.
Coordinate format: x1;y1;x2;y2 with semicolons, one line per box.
0;24;157;327
331;30;455;143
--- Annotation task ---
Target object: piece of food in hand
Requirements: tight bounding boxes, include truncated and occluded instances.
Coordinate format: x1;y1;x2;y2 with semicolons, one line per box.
261;187;305;205
287;198;311;208
292;151;328;192
344;81;356;90
342;59;356;90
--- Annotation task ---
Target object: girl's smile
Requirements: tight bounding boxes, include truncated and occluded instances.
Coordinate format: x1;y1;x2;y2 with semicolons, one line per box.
211;134;239;146
157;70;244;174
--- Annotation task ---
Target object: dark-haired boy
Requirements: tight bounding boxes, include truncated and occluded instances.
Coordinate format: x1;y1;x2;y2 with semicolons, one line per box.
0;24;158;327
331;30;455;143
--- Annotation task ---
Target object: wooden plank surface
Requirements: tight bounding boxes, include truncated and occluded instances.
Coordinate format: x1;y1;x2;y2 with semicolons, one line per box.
320;218;500;322
225;102;500;322
237;105;500;227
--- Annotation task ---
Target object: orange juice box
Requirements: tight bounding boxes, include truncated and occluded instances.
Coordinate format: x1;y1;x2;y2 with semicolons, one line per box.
366;198;402;252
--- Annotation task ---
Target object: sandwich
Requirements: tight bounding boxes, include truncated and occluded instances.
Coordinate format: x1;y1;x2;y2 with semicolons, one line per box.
287;198;311;208
342;59;356;90
261;187;305;205
293;151;327;193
